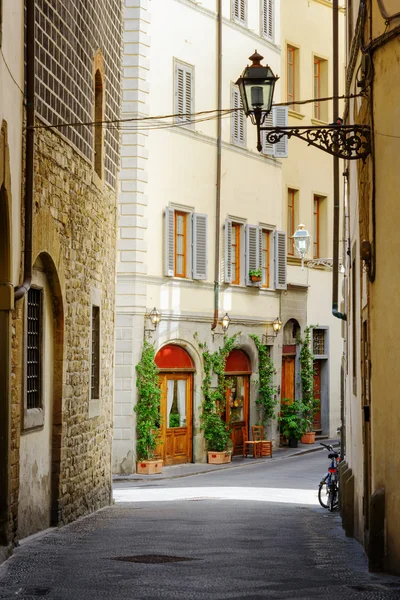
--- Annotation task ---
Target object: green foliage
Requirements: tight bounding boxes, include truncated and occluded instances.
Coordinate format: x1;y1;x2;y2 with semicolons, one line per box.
134;340;161;461
278;400;308;440
194;332;239;452
249;269;262;278
249;334;278;425
298;326;317;432
169;414;180;428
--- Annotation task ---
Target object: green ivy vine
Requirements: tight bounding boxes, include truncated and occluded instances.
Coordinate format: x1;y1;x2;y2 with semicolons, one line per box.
134;340;161;461
249;334;278;425
298;325;317;432
194;333;239;452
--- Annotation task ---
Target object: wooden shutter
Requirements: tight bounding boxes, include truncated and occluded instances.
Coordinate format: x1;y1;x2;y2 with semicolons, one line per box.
262;0;273;40
245;225;261;286
274;230;287;290
273;106;289;158
192;213;208;280
164;207;175;276
175;62;193;124
232;0;246;22
224;219;233;283
232;86;245;146
262;109;274;156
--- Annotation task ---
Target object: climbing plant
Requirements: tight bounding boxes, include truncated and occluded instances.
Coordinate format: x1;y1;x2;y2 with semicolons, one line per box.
194;333;239;452
249;334;278;425
298;326;317;432
134;340;161;461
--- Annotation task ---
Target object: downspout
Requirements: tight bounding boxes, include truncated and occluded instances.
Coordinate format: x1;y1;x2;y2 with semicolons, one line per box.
211;0;223;331
332;0;347;321
15;0;34;301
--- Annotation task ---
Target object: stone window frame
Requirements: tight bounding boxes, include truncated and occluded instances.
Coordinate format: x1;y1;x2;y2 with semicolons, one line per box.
23;278;46;432
93;50;105;184
89;287;102;419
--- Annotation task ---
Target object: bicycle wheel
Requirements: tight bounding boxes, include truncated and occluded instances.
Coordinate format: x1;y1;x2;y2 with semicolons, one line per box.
329;482;337;512
318;475;330;508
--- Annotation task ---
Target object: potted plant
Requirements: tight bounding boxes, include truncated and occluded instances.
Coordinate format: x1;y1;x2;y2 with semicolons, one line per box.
298;326;317;444
249;268;262;283
204;412;233;464
278;400;308;448
134;340;163;474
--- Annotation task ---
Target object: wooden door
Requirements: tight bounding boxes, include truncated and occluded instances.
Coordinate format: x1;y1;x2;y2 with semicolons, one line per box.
225;375;249;456
281;356;295;401
313;360;321;431
158;374;193;466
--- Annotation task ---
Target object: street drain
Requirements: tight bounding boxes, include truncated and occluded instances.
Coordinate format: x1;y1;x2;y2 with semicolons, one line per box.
112;554;196;564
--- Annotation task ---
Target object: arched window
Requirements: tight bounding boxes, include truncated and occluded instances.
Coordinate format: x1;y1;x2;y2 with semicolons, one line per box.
94;68;104;178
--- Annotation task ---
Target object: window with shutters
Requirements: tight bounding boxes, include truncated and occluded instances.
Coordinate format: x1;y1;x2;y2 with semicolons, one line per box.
26;288;43;411
313;194;327;258
287;188;298;255
287;45;299;111
164;207;208;280
262;106;288;158
274;231;287;290
313;56;328;121
313;195;320;258
231;223;241;285
231;0;247;25
174;60;194;127
261;0;274;41
261;230;271;288
91;306;100;400
174;211;187;278
231;86;246;147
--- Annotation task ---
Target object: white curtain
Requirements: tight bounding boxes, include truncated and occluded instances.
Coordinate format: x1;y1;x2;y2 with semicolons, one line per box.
177;380;186;426
167;380;174;423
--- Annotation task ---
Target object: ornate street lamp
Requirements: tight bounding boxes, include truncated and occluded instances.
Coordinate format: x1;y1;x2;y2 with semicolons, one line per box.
149;307;161;327
237;53;371;161
236;51;279;152
272;317;282;335
221;312;231;333
292;224;311;269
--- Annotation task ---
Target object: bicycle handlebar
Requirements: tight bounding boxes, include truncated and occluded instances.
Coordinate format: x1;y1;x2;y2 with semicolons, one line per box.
320;442;334;452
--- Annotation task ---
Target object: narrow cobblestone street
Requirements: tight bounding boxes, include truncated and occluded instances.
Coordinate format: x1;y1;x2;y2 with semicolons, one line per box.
1;453;399;599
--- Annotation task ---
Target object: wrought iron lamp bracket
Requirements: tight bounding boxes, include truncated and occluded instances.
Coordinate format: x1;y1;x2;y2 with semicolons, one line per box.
259;124;371;161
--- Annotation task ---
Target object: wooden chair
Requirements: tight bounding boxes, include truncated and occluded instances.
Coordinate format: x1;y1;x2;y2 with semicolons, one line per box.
242;427;260;458
252;425;273;458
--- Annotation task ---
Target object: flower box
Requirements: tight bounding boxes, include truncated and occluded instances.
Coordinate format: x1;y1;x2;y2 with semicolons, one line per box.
136;460;163;475
250;275;261;283
207;451;232;464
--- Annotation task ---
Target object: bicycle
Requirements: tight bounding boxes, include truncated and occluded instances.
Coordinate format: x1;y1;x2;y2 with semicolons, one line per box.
318;442;340;511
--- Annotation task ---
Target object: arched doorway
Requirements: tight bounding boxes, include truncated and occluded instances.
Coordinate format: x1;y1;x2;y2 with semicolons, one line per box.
224;349;252;456
155;344;194;466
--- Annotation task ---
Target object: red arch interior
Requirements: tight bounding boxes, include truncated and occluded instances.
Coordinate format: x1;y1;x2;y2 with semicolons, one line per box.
155;344;194;369
225;349;251;373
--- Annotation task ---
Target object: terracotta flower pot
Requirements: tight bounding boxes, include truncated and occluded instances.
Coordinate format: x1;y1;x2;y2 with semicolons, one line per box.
136;459;163;475
250;275;261;283
207;451;232;464
301;431;316;444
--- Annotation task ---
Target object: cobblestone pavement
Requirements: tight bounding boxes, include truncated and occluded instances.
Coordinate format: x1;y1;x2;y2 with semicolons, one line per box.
1;454;400;599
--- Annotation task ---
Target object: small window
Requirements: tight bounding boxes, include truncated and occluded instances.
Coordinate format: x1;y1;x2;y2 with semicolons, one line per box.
231;86;246;147
174;211;187;278
313;329;326;355
313;196;320;258
26;288;43;410
261;230;271;288
232;0;247;25
174;61;194;126
287;189;298;255
261;0;274;41
94;69;104;178
313;57;328;121
91;306;100;400
287;45;299;111
231;223;241;285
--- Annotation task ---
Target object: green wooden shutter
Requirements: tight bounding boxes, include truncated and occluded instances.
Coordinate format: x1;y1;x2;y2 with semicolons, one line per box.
164;207;175;276
192;213;208;280
274;230;287;290
245;224;261;286
224;219;233;283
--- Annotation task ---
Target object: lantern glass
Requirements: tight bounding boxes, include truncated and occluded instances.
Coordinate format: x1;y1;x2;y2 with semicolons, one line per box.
292;225;311;258
222;313;230;332
236;53;278;117
150;307;160;326
272;317;282;333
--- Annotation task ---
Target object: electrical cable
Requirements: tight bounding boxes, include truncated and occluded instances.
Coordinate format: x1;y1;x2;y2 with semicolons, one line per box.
0;47;25;98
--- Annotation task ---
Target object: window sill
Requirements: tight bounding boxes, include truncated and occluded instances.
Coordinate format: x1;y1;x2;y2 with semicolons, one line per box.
89;399;101;419
287;255;302;266
311;117;328;126
23;407;44;431
288;110;306;121
92;170;104;191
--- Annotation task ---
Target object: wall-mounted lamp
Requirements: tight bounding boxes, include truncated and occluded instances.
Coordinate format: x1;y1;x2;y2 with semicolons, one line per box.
144;307;160;336
262;317;282;344
292;224;311;270
213;312;231;339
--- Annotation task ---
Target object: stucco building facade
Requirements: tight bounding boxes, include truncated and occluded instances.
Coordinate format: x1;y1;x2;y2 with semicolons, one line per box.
113;0;344;474
0;0;122;555
341;0;400;575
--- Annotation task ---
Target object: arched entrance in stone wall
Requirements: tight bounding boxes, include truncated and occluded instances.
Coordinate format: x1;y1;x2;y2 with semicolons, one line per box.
223;349;252;456
18;253;64;537
155;344;195;466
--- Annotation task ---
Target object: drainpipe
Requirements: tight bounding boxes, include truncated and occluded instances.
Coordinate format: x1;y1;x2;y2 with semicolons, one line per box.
332;0;346;321
15;0;34;301
212;0;223;331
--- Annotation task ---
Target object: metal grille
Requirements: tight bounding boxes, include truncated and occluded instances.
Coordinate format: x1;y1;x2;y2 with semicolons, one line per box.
313;329;325;355
27;288;42;409
91;306;100;400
